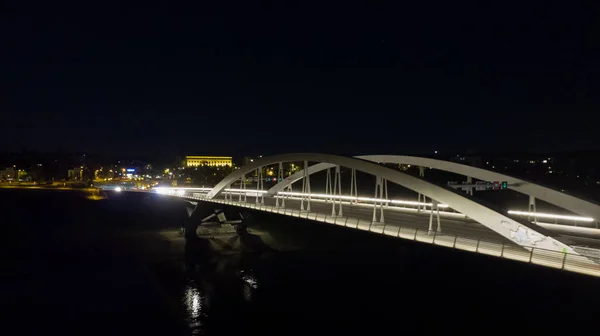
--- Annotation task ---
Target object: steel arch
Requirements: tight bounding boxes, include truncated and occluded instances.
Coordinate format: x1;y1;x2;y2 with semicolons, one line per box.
207;153;576;254
269;155;600;222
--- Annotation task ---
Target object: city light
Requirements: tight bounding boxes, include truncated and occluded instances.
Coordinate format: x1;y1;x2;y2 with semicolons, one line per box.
115;186;122;192
507;210;593;222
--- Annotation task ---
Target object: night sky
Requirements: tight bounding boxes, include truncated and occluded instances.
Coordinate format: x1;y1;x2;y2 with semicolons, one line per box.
2;2;599;158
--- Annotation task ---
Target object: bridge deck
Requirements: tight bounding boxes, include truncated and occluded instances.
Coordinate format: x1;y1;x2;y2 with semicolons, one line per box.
243;196;509;243
167;192;600;277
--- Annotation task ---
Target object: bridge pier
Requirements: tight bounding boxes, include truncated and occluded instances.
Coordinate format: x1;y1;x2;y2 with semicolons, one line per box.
428;199;442;234
239;174;247;203
280;184;292;208
528;196;537;223
466;176;473;196
418;166;426;212
224;183;231;201
275;162;284;208
325;167;332;202
332;165;343;216
372;176;385;224
256;167;264;205
300;160;311;211
418;193;426;212
350;168;358;204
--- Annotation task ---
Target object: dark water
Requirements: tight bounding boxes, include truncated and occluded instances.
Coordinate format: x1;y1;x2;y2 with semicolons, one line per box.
1;189;599;335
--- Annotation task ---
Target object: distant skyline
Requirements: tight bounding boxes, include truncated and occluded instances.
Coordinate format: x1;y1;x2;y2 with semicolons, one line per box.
2;3;598;156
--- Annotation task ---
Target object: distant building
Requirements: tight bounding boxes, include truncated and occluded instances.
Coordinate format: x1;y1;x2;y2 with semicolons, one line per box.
185;156;232;167
0;167;16;181
0;167;28;181
68;167;83;180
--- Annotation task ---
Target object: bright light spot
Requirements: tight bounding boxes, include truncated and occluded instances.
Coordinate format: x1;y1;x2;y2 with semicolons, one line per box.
115;186;122;192
154;187;168;194
434;150;438;154
184;285;204;319
542;160;548;163
508;210;594;222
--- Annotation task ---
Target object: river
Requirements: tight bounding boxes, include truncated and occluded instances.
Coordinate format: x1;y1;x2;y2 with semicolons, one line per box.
1;189;598;335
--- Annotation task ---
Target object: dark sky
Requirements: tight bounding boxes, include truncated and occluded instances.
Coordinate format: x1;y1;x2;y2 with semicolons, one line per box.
2;2;599;158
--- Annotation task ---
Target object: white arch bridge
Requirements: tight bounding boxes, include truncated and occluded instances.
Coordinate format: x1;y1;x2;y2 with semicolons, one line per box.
153;153;600;277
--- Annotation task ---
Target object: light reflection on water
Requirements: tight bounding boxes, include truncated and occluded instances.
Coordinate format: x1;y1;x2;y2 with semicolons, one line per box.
239;269;259;302
182;279;208;332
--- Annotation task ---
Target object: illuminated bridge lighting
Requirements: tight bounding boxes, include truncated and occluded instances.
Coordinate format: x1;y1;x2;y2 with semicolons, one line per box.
152;188;597;224
225;188;267;193
154;187;449;208
155;187;213;191
276;191;450;208
507;210;594;222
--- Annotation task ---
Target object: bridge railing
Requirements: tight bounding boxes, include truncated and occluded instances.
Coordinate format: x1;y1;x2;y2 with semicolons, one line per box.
178;192;600;277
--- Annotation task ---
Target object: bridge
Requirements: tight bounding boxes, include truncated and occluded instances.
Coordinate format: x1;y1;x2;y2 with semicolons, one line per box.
148;153;600;277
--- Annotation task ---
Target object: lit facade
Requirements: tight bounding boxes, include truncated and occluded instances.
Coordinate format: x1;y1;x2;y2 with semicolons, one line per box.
185;156;232;167
68;167;83;180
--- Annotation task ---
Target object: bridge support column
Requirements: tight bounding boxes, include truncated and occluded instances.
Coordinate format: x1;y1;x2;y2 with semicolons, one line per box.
276;162;284;207
325;167;333;203
224;183;231;202
256;167;264;204
350;168;357;204
466;176;473;196
528;195;537;223
428;199;441;234
417;166;426;211
383;177;388;206
332;165;343;216
301;161;311;211
372;176;385;224
239;174;246;203
418;193;427;212
281;184;292;208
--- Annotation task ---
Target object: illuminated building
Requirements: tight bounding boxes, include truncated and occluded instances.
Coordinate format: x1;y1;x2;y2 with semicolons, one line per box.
68;167;84;180
0;167;25;181
185;156;232;167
